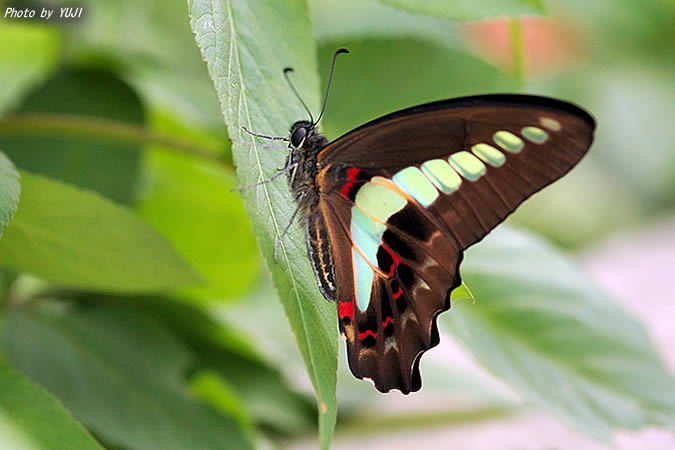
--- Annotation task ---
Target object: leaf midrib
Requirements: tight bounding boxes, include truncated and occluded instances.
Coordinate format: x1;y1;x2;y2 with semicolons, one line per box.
221;0;324;402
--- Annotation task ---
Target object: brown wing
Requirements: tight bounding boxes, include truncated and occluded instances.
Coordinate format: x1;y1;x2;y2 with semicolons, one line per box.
313;94;595;393
320;190;461;394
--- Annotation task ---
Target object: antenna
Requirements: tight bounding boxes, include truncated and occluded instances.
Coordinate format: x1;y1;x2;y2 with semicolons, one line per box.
314;48;349;125
284;67;314;124
282;48;350;126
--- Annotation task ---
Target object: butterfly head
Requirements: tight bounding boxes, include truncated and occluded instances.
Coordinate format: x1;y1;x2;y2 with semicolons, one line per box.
285;48;349;150
289;120;315;148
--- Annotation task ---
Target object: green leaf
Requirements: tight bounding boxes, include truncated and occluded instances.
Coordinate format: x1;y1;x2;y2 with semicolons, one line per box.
544;0;675;60
0;69;144;205
188;1;338;448
376;0;546;21
442;226;675;441
0;23;60;114
0;171;200;292
450;281;475;303
190;370;253;429
0;152;20;239
0;360;103;450
65;0;224;131
137;151;259;301
310;0;463;47
105;294;316;434
2;301;252;450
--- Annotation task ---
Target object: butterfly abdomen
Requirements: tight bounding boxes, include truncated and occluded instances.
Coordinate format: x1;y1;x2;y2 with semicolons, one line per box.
306;212;338;301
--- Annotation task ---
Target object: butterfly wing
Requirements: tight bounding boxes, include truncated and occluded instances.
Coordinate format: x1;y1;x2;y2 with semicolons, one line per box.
312;94;595;393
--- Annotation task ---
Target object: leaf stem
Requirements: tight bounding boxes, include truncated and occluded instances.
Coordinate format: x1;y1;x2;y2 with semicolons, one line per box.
0;113;232;167
337;405;517;436
0;269;18;310
508;18;526;89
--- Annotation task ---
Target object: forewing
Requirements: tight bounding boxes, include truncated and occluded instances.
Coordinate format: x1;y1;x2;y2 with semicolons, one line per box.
318;94;595;249
318;94;594;173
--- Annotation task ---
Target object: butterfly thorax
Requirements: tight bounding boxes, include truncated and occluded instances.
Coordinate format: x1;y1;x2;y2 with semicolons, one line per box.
286;121;328;207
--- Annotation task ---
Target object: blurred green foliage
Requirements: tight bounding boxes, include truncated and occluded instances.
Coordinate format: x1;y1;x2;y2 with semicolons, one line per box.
0;69;144;204
0;0;674;448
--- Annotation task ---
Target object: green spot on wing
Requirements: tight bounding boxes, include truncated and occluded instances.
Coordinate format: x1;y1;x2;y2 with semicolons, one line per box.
421;159;462;194
392;166;439;207
471;143;506;167
449;151;487;181
350;207;380;268
522;126;549;144
493;131;524;153
352;248;373;311
355;182;407;223
540;117;561;131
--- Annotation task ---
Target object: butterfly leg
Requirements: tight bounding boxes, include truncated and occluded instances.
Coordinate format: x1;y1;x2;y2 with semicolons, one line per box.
242;126;290;142
273;193;304;263
229;138;289;151
231;162;298;192
288;161;300;187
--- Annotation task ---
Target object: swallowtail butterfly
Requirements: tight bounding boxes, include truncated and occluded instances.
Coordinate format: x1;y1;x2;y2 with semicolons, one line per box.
242;49;595;394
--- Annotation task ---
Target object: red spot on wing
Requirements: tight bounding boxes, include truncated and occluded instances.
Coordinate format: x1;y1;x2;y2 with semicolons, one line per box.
393;286;403;299
339;300;354;320
382;244;403;276
383;316;394;328
340;182;355;201
359;330;377;340
346;167;361;181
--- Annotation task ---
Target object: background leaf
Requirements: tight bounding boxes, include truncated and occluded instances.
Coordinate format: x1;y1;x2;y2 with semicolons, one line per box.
0;152;20;238
0;22;60;114
443;226;675;440
106;294;317;434
0;171;200;292
0;69;144;205
376;0;546;21
309;0;463;49
64;0;224;131
137;151;259;301
0;361;103;450
187;0;338;447
2;301;252;450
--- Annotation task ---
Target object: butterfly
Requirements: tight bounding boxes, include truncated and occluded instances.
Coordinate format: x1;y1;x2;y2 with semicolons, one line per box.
241;49;596;394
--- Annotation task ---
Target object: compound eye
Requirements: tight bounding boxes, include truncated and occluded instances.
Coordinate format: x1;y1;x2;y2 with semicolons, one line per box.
291;127;307;147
